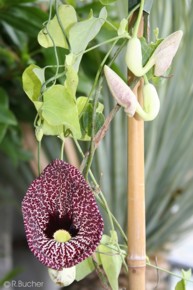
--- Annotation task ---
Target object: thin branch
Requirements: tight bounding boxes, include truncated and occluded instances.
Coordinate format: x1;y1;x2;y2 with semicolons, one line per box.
93;104;121;150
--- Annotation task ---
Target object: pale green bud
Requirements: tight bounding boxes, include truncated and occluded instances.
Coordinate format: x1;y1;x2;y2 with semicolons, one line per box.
136;83;160;121
125;37;144;77
35;127;43;142
48;266;76;287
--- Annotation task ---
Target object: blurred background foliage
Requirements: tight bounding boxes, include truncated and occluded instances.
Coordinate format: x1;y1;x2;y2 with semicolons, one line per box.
1;0;193;285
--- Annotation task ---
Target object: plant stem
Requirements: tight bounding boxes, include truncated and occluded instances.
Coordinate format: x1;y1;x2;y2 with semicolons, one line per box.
81;36;127;55
147;261;193;284
144;74;148;84
74;140;128;243
38;141;41;176
83;40;118;179
133;0;145;37
60;138;65;160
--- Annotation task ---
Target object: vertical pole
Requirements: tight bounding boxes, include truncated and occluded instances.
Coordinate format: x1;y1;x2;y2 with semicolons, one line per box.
127;15;146;290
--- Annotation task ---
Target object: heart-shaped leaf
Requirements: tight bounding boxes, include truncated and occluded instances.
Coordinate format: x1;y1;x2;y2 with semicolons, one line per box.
38;5;77;49
22;64;43;111
41;85;81;138
69;7;107;70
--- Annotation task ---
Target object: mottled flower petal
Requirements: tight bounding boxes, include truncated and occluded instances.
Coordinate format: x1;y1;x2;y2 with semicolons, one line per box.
22;159;104;270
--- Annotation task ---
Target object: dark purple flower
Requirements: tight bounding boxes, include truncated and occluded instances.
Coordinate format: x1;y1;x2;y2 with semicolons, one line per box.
22;159;104;270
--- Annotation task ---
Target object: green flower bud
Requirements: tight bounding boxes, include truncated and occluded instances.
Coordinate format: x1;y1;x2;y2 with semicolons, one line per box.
136;83;160;121
35;127;43;142
125;30;183;77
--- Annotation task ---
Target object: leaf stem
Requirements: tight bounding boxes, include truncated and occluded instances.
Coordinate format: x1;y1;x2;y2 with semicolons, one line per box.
41;0;60;93
80;36;127;56
105;19;118;31
147;261;193;284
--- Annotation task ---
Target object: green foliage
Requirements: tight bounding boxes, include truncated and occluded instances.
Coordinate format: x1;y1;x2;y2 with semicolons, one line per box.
175;269;192;290
77;96;104;140
0;88;17;143
99;0;117;5
0;267;22;286
75;257;96;281
41;84;81;137
22;64;44;111
98;231;124;290
68;7;107;69
38;5;77;49
0;5;47;37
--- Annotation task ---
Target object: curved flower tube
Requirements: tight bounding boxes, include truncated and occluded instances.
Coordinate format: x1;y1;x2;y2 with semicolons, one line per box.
22;159;104;270
104;65;138;117
104;65;160;121
125;30;183;77
135;83;160;121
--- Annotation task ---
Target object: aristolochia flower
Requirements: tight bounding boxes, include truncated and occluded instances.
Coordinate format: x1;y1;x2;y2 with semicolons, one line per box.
22;159;104;270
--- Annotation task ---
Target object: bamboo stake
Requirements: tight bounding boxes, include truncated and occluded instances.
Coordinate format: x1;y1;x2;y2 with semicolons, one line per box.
127;17;146;290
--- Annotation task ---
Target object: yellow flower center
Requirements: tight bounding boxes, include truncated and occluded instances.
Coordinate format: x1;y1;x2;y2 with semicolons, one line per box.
53;229;71;243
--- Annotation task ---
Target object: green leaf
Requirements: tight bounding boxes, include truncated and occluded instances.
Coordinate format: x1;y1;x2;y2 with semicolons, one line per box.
75;257;95;281
141;37;162;67
118;18;128;36
0;87;9;108
69;7;107;70
41;120;63;136
0;107;17;126
0;0;36;9
77;97;104;140
0;128;31;165
41;85;81;138
38;5;77;49
0;6;47;37
100;0;117;5
0;267;22;286
64;65;78;98
175;269;192;290
0;124;7;143
98;233;123;290
22;64;44;111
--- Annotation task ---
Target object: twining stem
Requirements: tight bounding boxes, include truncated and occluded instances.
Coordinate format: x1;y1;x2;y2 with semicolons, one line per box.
147;261;193;284
93;104;121;150
80;35;127;56
60;138;65;161
38;141;41;175
83;40;118;179
74;140;128;244
41;0;60;93
83;37;128;179
133;0;145;37
55;0;71;49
